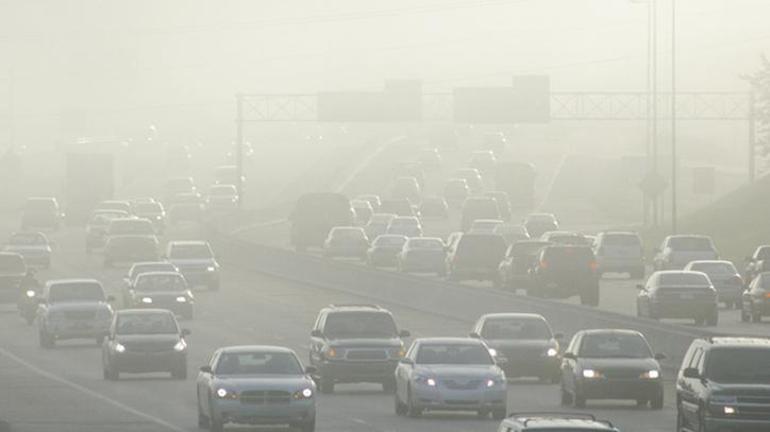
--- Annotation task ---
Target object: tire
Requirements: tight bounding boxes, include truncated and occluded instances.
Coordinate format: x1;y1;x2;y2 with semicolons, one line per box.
573;393;586;408
197;393;210;429
24;313;35;326
382;378;396;394
208;395;223;432
492;408;506;420
651;391;664;410
741;307;750;322
105;365;119;381
319;376;335;394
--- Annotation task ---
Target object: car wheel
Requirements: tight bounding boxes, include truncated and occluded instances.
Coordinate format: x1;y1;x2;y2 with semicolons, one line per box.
492;408;506;420
580;286;599;307
573;393;586;408
651;391;664;410
406;386;422;418
197;395;209;429
208;395;223;432
676;405;685;432
106;365;119;381
382;378;396;394
298;415;315;432
636;399;648;407
706;309;719;326
24;313;35;326
319;375;335;394
476;409;490;419
394;393;407;416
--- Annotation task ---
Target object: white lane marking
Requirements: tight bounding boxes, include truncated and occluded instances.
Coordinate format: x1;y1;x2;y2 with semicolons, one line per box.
0;346;186;432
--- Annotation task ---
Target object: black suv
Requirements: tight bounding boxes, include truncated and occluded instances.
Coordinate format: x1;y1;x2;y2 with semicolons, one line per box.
309;304;410;394
528;245;600;306
677;337;770;432
497;413;619;432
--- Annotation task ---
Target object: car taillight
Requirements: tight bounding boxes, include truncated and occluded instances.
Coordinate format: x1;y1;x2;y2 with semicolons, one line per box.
540;260;548;269
764;292;770;299
589;260;599;271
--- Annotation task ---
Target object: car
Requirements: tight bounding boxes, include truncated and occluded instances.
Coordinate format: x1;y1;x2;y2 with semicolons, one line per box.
168;192;204;223
309;304;409;394
397;237;447;276
540;231;589;245
471;313;562;382
205;184;239;212
636;270;718;325
497;240;551;289
85;210;130;252
104;235;160;267
197;346;317;432
386;216;423;238
469;219;505;235
121;261;179;304
484;191;512;221
593;231;645;279
4;231;52;268
323;226;369;259
523;213;559;238
494;224;530;245
560;329;664;409
394;337;507;419
355;194;381;211
165;241;221;291
653;234;719;270
392;176;422;204
351;200;374;225
676;337;770;432
447;233;508;283
418;148;442;168
214;165;244;186
498;413;620;432
743;244;770;284
290;193;354;252
469;150;497;174
741;271;770;322
102;309;190;380
125;272;194;319
132;200;167;233
0;251;29;305
443;178;470;208
461;197;501;232
394;161;426;189
95;200;133;215
364;213;396;240
21;197;63;231
684;260;743;309
454;168;484;194
36;279;114;348
366;234;408;267
379;198;417;217
528;245;600;306
106;217;157;239
419;196;449;220
164;177;197;203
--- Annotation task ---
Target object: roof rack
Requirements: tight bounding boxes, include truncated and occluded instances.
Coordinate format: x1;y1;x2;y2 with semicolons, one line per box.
507;412;612;428
328;303;381;309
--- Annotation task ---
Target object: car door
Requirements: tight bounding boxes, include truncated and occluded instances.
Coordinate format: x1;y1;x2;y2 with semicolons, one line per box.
396;342;418;402
678;345;703;426
102;317;118;367
309;312;327;368
561;333;582;393
198;352;219;416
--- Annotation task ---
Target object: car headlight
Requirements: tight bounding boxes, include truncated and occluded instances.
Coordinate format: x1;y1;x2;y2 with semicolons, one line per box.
415;376;437;387
173;340;187;352
488;348;498;357
141;297;153;304
323;347;339;359
546;348;558;357
582;369;603;379
486;377;505;387
641;370;660;379
206;266;216;272
25;290;36;298
292;388;314;400
215;388;238;400
175;296;187;303
114;343;126;353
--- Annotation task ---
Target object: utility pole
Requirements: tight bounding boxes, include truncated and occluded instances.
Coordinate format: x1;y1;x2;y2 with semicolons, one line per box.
235;94;245;208
749;92;756;182
671;0;678;234
651;0;659;226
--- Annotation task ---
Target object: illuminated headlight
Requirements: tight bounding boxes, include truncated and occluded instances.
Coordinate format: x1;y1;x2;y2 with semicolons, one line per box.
141;297;153;304
582;369;602;379
488;348;498;357
206;266;216;272
641;370;660;379
546;348;558;357
486;378;504;388
215;388;238;399
416;376;437;387
323;347;339;359
25;290;36;298
175;296;187;303
173;340;187;352
114;343;126;353
724;406;736;415
292;388;314;400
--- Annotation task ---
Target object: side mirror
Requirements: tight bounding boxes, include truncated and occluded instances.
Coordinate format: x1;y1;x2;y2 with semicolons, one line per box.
106;295;116;302
199;365;213;374
654;353;667;361
399;329;411;338
553;332;564;341
469;332;481;339
311;329;323;338
682;367;700;379
304;365;317;375
181;329;191;337
562;352;577;360
399;358;414;366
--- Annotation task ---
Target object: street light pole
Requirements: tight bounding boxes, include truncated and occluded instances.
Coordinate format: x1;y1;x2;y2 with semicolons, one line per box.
671;0;677;234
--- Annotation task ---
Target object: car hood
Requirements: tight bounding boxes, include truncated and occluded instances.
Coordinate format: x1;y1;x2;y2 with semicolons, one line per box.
47;301;111;312
115;334;180;344
213;375;313;390
414;364;502;378
578;357;660;370
328;337;403;348
170;258;215;266
485;339;556;351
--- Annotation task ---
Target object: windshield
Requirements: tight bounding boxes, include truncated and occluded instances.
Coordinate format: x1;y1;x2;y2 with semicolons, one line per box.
706;348;770;383
0;254;25;272
9;233;46;246
130;264;176;279
215;352;302;375
169;244;213;259
116;313;178;335
134;203;162;213
390;218;418;227
416;344;493;365
323;312;397;338
49;283;105;303
408;239;443;249
332;229;365;239
511;242;549;256
578;333;652;359
374;236;406;247
659;272;710;286
135;274;186;292
668;236;713;251
482;318;551;340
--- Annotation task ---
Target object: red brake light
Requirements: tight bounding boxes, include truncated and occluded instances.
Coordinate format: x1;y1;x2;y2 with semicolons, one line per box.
589;260;599;271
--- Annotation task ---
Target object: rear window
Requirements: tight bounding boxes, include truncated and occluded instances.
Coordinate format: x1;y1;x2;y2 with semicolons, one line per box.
688;262;736;275
109;220;154;235
658;272;710;286
134;203;162;213
49;282;105;303
331;228;365;239
668;236;714;251
0;254;25;272
25;200;55;211
323;312;397;338
374;236;406;247
408;239;444;249
456;235;507;259
391;218;418;226
464;199;498;213
169;243;213;259
481;318;551;340
9;233;46;245
527;214;555;223
602;233;641;246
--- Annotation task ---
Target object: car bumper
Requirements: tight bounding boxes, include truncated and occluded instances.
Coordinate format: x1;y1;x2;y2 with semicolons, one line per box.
704;417;770;432
369;253;398;266
213;400;315;426
111;351;184;373
653;301;715;318
46;320;111;339
412;386;507;412
577;378;662;400
320;360;398;383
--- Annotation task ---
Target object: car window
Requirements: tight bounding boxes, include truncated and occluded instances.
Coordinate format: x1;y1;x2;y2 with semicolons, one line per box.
668;237;713;251
323;312;397;338
49;283;105;303
408;239;443;249
658;272;710;286
705;348;770;383
578;333;652;359
169;244;213;259
215;352;302;375
110;220;154;235
481;318;551;340
602;234;641;246
134;203;162;213
135;274;186;292
130;264;176;280
416;344;493;365
116;313;178;335
689;262;736;275
332;229;365;239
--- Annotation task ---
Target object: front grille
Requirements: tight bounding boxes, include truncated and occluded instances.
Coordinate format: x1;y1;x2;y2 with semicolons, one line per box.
501;349;541;363
601;369;645;379
443;379;481;390
123;342;175;353
64;310;96;320
738;396;770;404
444;399;479;405
345;349;388;361
240;390;291;405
